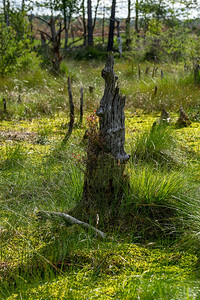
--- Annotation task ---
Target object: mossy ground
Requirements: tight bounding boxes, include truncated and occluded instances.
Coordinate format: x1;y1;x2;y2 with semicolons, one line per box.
0;59;200;299
4;243;199;299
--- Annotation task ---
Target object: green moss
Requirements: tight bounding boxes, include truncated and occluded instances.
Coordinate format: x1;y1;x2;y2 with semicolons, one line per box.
2;243;198;299
0;59;200;299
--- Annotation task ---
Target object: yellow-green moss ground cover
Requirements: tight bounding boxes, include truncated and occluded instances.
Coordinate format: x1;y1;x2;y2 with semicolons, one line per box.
0;111;199;299
0;59;200;299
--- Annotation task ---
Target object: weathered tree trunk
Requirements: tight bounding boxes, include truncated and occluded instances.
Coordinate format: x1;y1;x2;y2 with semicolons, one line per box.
3;0;10;26
116;19;122;57
50;17;62;74
87;0;93;46
102;5;105;44
40;32;48;58
93;0;100;31
63;1;68;50
135;0;139;36
80;87;84;124
62;77;74;144
3;98;7;113
71;55;129;224
126;0;131;48
107;0;116;51
21;0;25;12
82;0;87;46
97;56;129;162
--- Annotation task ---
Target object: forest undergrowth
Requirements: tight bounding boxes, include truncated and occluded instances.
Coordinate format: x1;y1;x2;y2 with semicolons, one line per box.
0;58;200;299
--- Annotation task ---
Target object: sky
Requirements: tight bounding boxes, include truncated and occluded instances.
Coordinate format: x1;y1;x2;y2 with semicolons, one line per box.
1;0;199;19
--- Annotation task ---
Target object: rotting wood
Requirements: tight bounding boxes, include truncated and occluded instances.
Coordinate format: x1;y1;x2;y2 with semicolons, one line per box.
3;98;7;113
96;55;129;162
176;107;191;127
38;55;130;229
62;77;74;144
37;211;108;239
80;87;83;124
70;55;130;223
138;65;141;78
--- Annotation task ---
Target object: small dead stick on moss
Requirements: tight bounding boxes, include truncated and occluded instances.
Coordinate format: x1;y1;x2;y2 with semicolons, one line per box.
62;76;74;145
37;211;108;239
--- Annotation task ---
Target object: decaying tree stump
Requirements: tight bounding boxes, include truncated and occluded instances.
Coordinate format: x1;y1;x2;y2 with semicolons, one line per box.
38;56;130;233
97;55;129;162
176;107;191;127
71;55;130;224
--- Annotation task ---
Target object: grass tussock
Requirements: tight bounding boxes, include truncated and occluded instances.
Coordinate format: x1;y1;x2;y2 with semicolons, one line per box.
0;58;200;299
132;123;183;167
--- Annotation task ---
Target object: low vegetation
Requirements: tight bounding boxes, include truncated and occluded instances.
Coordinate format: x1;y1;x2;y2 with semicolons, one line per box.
0;55;200;298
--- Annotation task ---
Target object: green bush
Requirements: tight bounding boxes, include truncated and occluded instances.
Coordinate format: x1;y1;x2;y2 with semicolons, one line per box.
0;14;34;76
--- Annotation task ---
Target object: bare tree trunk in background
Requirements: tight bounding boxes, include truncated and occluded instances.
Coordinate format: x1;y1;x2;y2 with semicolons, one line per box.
29;13;34;40
107;0;116;52
70;55;130;224
21;0;25;12
62;77;75;144
82;0;87;46
63;0;68;49
37;16;64;74
102;4;105;44
135;0;139;36
40;32;47;53
3;0;10;26
93;0;100;31
126;0;131;48
87;0;93;46
50;17;62;73
80;87;84;124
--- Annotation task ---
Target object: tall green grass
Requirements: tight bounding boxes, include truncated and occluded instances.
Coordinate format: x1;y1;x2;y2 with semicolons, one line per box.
132;123;183;166
1;59;200;121
0;58;199;299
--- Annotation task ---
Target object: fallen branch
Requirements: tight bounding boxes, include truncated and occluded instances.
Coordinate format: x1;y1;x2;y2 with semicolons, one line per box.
37;211;107;239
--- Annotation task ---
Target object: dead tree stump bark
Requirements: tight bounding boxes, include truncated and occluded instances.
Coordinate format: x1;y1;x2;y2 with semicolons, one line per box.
80;87;84;124
71;55;130;224
62;77;74;144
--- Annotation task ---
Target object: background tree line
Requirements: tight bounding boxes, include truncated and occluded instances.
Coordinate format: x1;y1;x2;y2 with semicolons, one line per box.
0;0;200;74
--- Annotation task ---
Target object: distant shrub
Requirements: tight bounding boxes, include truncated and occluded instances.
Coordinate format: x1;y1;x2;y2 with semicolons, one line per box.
130;23;191;63
0;13;34;76
67;45;107;61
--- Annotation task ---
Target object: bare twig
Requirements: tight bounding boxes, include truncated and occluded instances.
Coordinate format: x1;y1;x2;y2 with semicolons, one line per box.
38;29;52;41
35;16;50;26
